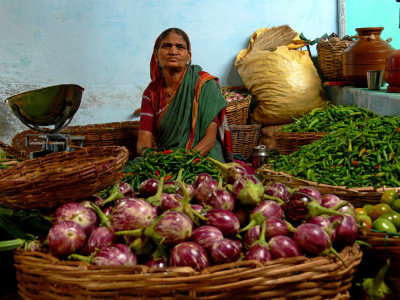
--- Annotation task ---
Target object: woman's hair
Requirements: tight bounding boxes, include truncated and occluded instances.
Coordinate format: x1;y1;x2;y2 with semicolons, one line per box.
155;28;190;51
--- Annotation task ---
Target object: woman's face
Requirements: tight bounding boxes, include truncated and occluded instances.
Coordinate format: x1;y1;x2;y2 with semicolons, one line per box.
156;32;191;73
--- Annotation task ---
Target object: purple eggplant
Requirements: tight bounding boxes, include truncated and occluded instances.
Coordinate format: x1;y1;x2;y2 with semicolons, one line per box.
269;235;302;259
83;226;116;255
111;198;157;231
292;186;322;203
92;243;137;266
101;182;135;206
307;216;336;241
191;225;224;253
203;208;240;237
243;225;261;250
264;217;293;240
206;189;235;211
193;173;213;188
161;193;183;212
47;221;87;257
264;182;290;203
330;214;358;249
321;195;355;216
146;256;168;269
232;175;264;206
293;223;331;255
284;192;344;222
146;211;193;246
195;179;218;205
54;202;98;234
170;241;210;270
244;221;272;263
205;156;248;185
176;183;196;201
146;177;165;206
210;238;243;265
139;178;159;197
240;200;284;233
293;223;342;262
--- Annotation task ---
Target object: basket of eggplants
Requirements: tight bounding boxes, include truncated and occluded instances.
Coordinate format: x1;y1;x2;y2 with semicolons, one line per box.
4;154;363;299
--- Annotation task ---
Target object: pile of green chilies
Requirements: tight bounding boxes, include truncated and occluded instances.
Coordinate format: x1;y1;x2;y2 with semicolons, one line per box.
270;115;400;188
121;149;222;191
281;102;377;133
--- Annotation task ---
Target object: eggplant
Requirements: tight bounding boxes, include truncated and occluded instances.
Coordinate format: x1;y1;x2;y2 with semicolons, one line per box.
206;188;235;211
284;192;344;222
170;241;210;270
195;179;218;205
146;211;193;246
264;182;290;203
240;200;284;233
210;238;243;265
101;182;135;206
330;214;358;249
202;208;240;237
193;172;213;188
206;156;248;185
54;202;98;234
191;225;224;253
161;193;183;212
47;221;87;257
232;175;264;206
111;198;157;231
269;235;302;259
139;178;159;197
244;221;272;263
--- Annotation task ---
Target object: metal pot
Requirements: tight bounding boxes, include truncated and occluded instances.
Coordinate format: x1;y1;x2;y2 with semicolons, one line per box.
252;145;269;169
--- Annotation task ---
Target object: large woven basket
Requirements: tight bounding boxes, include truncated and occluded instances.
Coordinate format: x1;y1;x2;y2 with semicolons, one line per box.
226;95;251;125
317;38;353;81
273;131;328;155
230;124;261;160
256;167;400;208
12;121;140;160
0;146;128;210
355;230;400;299
14;244;361;300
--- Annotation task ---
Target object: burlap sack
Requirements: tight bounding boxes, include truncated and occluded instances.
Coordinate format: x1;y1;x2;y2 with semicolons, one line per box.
235;28;327;125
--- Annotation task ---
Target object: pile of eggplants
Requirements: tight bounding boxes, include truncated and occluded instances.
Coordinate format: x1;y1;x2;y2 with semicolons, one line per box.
0;157;359;270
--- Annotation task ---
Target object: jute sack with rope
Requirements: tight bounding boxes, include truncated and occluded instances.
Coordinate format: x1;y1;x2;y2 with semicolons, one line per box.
235;25;327;125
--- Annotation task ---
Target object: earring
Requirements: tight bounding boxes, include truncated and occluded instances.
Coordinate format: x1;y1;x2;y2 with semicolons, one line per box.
186;61;189;65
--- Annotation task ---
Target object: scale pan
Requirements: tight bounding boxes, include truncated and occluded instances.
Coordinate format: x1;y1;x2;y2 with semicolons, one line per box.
5;84;84;132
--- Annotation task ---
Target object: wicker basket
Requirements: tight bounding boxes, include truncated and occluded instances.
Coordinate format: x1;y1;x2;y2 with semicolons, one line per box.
230;124;261;160
273;131;328;155
0;146;128;210
13;244;361;300
0;140;28;160
355;230;400;299
12;121;141;160
226;96;251;125
256;167;400;208
317;38;353;81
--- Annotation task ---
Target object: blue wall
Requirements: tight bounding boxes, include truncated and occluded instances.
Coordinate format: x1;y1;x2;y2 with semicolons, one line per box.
346;0;400;50
0;0;338;143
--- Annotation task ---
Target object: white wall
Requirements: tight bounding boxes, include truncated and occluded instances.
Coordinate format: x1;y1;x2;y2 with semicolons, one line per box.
0;0;338;144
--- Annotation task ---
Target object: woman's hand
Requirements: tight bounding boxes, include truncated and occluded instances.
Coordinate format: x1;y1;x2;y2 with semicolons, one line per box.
193;121;217;156
137;130;154;157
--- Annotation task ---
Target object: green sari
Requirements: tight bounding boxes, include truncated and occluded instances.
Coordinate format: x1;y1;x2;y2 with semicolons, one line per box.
157;64;228;162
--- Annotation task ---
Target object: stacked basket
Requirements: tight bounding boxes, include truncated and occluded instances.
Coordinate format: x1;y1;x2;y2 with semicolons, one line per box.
222;86;261;160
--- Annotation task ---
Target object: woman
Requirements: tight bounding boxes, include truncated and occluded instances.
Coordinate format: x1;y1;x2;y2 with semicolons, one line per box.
137;28;232;162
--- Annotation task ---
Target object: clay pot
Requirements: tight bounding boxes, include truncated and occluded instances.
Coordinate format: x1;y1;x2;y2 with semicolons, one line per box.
386;49;400;93
343;27;395;87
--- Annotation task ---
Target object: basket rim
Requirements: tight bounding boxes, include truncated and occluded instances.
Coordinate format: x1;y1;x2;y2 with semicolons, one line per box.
14;243;361;281
256;167;400;194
